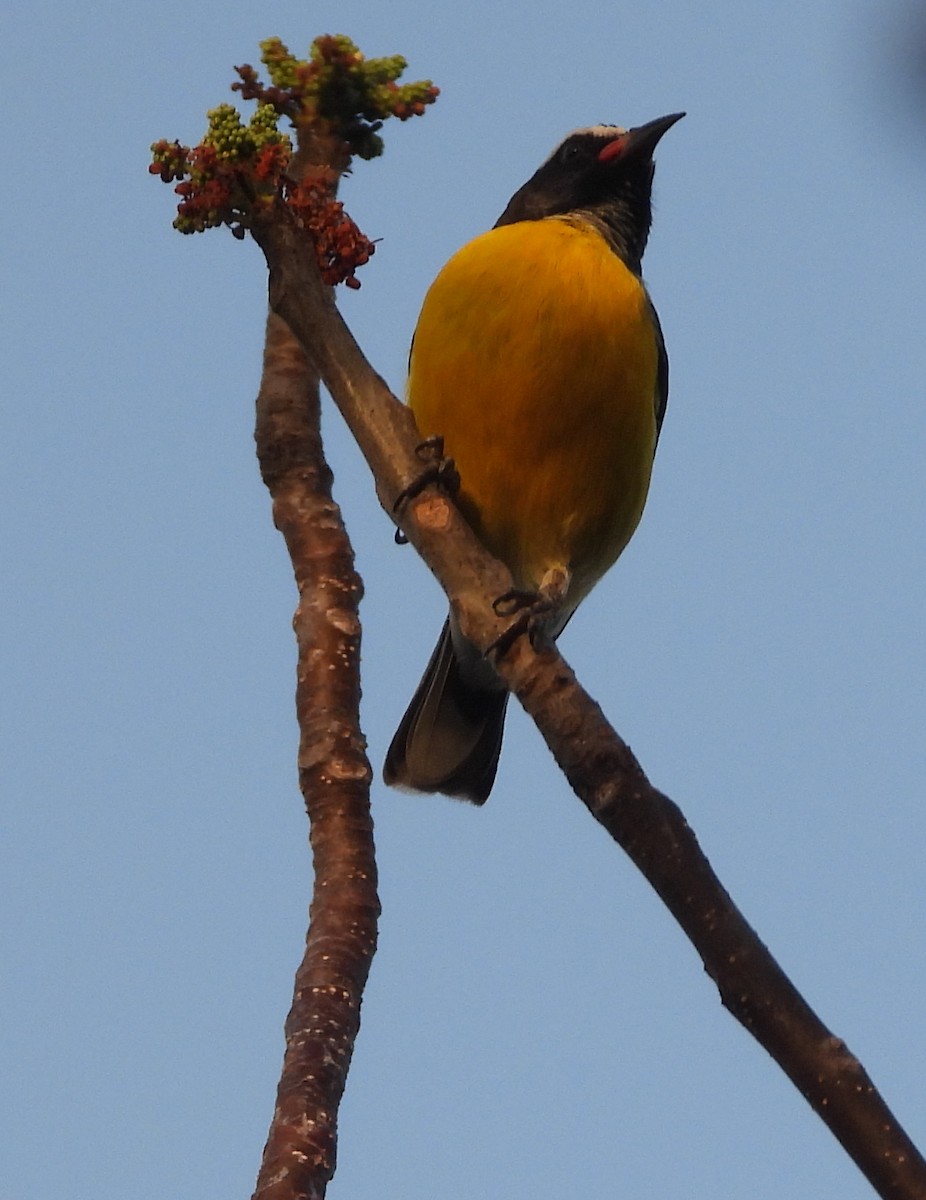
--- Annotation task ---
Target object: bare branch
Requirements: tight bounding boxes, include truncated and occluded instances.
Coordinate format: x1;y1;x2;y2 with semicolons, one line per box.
250;197;926;1200
250;305;377;1199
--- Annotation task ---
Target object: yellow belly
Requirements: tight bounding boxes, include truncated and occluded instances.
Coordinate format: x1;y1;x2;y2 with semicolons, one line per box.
409;216;659;611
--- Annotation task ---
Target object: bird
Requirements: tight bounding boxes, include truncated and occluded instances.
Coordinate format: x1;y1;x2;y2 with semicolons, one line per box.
384;112;684;805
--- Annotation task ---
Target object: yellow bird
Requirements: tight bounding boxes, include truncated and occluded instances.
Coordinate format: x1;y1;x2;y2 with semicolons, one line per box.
384;113;684;804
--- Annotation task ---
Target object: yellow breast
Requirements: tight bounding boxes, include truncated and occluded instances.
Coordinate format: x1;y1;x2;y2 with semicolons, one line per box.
409;216;659;610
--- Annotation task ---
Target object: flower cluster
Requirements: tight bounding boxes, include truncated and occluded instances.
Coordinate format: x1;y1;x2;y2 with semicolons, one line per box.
234;35;439;160
286;168;376;289
150;104;291;237
150;33;438;285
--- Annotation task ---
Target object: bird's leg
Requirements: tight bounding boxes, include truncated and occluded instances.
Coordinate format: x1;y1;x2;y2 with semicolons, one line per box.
489;565;570;658
392;436;461;544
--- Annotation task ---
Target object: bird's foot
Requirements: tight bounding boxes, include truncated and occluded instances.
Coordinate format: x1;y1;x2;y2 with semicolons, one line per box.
393;436;460;544
488;566;570;658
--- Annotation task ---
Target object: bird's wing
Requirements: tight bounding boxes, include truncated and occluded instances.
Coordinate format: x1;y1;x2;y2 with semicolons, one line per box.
647;294;669;446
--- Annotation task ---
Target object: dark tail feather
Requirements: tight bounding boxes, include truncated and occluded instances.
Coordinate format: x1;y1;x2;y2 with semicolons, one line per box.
384;620;508;805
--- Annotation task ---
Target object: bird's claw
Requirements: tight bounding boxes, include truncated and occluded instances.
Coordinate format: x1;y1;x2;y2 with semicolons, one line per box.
394;437;460;508
488;588;557;658
393;437;460;544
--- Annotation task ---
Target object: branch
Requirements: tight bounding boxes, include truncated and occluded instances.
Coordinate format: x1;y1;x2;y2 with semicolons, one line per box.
250;268;377;1197
250;198;926;1200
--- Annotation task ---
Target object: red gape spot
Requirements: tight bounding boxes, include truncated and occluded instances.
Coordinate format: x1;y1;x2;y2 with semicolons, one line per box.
598;137;625;165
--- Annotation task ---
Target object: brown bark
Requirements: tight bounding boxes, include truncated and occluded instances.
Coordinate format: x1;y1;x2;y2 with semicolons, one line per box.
248;195;926;1200
250;306;377;1200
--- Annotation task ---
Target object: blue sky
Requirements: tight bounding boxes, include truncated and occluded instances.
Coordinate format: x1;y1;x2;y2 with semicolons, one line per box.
4;1;926;1197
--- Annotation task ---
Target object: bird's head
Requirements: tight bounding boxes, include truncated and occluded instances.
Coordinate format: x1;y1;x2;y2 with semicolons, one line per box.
495;112;684;272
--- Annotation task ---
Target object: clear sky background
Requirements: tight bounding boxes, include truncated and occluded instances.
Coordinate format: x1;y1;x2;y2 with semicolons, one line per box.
4;2;926;1197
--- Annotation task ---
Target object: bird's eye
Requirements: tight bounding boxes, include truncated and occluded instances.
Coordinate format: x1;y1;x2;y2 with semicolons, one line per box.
558;141;584;165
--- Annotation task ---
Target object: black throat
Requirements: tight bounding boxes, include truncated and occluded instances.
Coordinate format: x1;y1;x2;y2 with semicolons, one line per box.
493;137;657;276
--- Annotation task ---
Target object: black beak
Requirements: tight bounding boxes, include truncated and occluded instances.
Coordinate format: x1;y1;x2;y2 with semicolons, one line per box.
598;112;685;165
